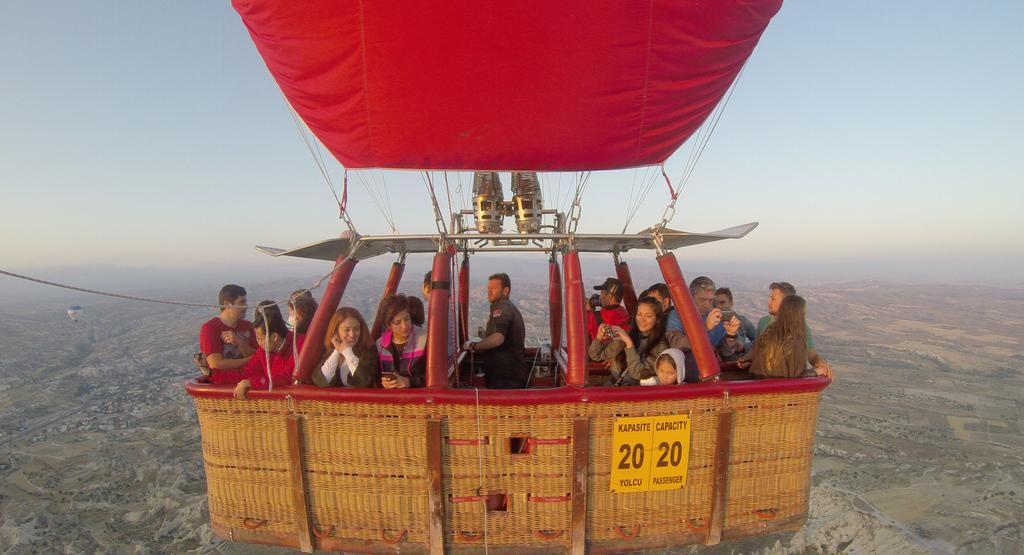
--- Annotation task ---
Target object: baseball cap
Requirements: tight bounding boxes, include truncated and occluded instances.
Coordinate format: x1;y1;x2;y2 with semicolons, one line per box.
593;277;624;301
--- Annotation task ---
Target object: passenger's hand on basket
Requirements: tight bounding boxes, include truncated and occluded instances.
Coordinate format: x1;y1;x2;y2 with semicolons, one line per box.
193;353;211;377
233;379;251;400
813;360;834;380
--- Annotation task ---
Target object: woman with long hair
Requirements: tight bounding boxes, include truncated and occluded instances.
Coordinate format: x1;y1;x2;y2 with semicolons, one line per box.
376;294;428;389
233;301;297;399
314;307;380;388
744;295;831;379
288;291;318;336
589;296;688;385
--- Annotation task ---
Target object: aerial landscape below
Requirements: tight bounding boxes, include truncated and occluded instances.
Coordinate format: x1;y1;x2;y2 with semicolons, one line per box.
0;273;1020;554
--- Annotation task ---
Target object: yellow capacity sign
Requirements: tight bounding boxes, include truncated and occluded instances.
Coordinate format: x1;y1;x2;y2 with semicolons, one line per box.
610;414;691;493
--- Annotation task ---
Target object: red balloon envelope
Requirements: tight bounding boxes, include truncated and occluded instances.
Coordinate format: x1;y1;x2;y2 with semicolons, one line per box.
233;0;782;171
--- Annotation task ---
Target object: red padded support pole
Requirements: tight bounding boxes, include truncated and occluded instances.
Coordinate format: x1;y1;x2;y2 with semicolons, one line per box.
614;259;638;316
657;252;720;381
458;257;470;347
383;261;405;299
563;250;587;387
370;261;406;340
426;251;452;389
294;256;358;383
548;258;563;352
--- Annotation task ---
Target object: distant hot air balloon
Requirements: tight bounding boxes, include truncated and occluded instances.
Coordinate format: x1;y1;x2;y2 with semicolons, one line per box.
66;305;82;322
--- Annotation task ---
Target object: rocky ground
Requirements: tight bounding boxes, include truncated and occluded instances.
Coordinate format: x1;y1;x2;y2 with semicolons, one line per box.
0;278;1020;554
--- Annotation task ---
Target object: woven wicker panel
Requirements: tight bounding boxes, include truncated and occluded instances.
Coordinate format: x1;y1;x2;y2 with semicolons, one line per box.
196;398;299;536
193;389;824;549
582;397;723;541
724;392;820;528
205;464;297;535
442;403;575;547
295;400;430;545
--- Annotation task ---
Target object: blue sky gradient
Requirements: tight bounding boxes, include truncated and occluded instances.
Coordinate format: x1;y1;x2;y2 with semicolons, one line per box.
2;2;1021;286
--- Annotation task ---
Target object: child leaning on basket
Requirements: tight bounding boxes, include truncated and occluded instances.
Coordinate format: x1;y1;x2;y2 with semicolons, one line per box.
314;307;381;388
640;348;686;386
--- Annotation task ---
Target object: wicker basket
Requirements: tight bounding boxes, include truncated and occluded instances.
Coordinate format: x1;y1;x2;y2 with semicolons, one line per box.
188;378;826;553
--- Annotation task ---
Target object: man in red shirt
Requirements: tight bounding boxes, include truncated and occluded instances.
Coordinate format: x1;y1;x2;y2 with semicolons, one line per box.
586;278;631;341
199;284;258;383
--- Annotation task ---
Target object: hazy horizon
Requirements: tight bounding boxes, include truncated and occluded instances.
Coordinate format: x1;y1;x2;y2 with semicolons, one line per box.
3;252;1021;311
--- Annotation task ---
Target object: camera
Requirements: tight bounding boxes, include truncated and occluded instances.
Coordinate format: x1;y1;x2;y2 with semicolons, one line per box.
587;294;602;310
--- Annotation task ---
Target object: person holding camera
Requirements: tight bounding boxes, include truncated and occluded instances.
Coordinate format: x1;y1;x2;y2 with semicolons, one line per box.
586;278;631;341
588;296;689;386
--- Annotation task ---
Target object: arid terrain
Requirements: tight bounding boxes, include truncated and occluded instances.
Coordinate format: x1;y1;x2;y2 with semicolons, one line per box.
1;274;1021;553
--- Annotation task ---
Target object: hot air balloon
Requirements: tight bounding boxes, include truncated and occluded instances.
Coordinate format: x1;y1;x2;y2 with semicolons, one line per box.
66;305;82;322
186;1;831;552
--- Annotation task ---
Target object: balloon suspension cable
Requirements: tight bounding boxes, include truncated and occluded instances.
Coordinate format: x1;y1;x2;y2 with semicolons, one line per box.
654;166;680;235
354;170;398;233
442;172;456;234
566;171;592;237
0;264;345;311
280;91;349;222
423;172;448;237
620;165;661;234
338;170;356;233
654;62;747;237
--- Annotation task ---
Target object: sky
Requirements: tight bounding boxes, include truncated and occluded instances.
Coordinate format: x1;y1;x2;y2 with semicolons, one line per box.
1;2;1022;291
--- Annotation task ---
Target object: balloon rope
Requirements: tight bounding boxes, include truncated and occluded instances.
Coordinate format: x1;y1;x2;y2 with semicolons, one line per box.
0;265;342;311
674;63;747;195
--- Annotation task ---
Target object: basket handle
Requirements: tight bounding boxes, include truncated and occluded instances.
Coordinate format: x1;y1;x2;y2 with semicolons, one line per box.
242;517;267;530
752;508;780;520
312;524;334;539
380;529;407;544
535;529;565;540
686;518;708;532
614;524;641;539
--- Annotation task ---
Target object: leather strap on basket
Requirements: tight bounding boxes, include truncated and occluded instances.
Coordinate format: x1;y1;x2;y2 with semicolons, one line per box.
447;437;489;446
535;529;565;540
450;495;483;503
380;529;407;544
752;508;780;520
458;530;484;542
312;525;334;539
242;517;268;530
614;524;641;539
686;518;708;532
528;494;571;502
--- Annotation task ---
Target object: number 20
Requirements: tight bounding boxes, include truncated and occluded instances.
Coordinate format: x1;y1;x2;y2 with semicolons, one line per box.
656;441;683;467
617;443;645;469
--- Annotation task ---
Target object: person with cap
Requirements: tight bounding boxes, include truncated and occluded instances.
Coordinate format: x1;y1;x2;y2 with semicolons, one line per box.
586;277;632;342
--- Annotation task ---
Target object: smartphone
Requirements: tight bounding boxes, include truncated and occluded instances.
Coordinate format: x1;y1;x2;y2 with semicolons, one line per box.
719;310;736;322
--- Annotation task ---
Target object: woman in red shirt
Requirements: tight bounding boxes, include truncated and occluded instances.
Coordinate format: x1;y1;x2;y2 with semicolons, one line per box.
233;302;297;399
